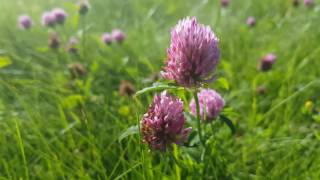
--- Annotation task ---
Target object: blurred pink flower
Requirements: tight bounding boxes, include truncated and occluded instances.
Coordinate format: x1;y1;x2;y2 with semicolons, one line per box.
41;12;56;27
18;15;32;30
52;8;67;24
221;0;230;7
246;16;256;27
258;53;277;71
189;89;225;121
162;17;220;87
101;33;112;44
111;29;125;43
304;0;314;7
141;91;191;151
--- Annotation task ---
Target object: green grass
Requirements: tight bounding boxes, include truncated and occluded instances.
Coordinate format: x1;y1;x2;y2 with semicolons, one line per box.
0;0;320;179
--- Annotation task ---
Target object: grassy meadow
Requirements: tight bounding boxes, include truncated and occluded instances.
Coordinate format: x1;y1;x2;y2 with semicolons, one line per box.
0;0;320;179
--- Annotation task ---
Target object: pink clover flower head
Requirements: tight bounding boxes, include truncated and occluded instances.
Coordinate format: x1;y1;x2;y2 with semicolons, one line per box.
18;15;32;29
304;0;314;7
101;33;112;45
189;89;225;121
52;8;67;24
111;29;125;43
41;11;56;27
141;91;192;151
258;53;277;71
246;16;256;27
162;17;220;87
221;0;230;7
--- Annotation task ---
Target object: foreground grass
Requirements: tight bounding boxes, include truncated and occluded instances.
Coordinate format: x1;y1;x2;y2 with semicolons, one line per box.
0;0;319;179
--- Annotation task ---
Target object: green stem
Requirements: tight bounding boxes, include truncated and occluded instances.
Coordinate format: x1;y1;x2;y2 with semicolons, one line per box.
80;15;87;60
15;120;29;180
193;90;205;146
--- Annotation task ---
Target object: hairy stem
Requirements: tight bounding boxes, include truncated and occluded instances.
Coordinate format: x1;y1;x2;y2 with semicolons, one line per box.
194;90;205;146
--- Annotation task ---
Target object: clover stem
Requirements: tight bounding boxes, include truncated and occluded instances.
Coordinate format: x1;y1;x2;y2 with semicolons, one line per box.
193;89;205;146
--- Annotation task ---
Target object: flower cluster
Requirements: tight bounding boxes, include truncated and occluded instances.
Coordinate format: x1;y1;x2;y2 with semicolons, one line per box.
162;17;220;87
42;8;67;27
101;29;126;45
16;1;92;52
141;17;226;151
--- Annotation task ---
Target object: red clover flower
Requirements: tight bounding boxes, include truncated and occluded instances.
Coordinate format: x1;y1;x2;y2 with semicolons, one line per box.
141;91;192;151
189;89;225;122
162;17;220;87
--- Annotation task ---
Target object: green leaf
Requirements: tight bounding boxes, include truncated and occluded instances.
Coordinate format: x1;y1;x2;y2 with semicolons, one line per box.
0;56;12;68
134;82;184;97
35;47;49;53
62;94;84;109
313;114;320;123
219;115;236;135
118;125;139;142
217;77;229;90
